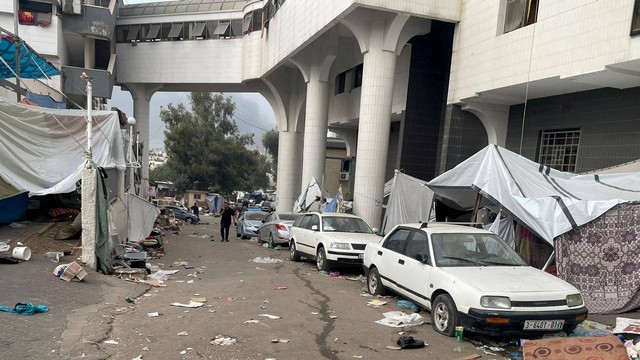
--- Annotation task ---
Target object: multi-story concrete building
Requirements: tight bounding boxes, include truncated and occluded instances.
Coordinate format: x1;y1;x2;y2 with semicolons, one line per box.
1;0;118;108
108;0;640;230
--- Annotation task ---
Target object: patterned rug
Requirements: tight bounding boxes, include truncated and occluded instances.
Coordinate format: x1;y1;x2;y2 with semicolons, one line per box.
556;202;640;314
523;335;627;360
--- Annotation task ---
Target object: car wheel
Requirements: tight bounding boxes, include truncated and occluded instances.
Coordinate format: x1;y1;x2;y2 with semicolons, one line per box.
432;294;458;337
268;233;276;247
367;267;386;296
290;241;301;262
316;246;331;272
186;218;193;224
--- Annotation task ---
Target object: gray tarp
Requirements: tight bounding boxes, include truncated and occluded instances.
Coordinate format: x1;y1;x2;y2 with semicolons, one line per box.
382;171;434;234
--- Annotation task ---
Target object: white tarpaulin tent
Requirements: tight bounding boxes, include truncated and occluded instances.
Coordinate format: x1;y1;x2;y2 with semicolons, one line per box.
127;193;160;242
293;177;328;212
427;144;640;244
0;97;125;195
382;171;434;234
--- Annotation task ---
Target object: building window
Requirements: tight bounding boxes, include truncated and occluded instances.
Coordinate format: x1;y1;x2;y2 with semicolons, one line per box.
632;0;640;36
504;0;539;34
335;72;346;95
537;129;580;172
18;0;52;26
194;193;202;200
353;64;363;89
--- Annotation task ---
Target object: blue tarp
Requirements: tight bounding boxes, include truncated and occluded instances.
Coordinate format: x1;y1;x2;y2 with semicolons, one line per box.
0;35;60;79
26;92;65;109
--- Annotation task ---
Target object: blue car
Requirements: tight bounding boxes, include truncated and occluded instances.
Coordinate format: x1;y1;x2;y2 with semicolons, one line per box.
237;210;269;239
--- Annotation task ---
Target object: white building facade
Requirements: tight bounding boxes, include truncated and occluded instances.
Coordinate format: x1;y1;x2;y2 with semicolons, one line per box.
114;0;640;229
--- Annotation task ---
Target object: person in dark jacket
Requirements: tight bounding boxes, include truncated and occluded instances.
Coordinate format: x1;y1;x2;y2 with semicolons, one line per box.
218;202;236;242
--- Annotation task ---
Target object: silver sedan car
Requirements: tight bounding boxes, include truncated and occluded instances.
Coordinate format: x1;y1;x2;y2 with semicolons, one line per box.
258;212;303;247
237;210;269;239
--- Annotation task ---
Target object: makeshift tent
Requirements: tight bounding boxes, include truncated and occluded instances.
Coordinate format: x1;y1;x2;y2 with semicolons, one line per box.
427;144;640;244
293;177;329;212
0;97;125;196
556;202;640;314
127;193;160;243
0;33;60;79
382;171;434;234
206;193;224;214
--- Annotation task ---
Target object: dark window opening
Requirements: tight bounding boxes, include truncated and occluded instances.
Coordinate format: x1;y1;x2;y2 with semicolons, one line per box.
353;64;363;89
335;72;346;95
632;0;640;36
504;0;539;34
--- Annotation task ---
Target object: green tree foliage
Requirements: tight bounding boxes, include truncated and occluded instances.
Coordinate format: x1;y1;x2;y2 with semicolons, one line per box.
262;128;278;180
156;93;270;195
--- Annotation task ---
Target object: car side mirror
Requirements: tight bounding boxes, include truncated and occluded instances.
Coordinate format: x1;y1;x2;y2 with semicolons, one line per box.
261;219;265;223
415;253;430;264
311;224;318;231
372;227;379;235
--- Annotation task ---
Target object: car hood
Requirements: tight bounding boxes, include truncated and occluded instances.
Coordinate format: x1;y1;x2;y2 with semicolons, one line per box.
325;232;381;243
440;266;578;293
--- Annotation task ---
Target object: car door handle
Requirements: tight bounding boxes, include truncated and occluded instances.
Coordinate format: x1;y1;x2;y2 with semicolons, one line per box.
377;250;382;256
398;259;405;265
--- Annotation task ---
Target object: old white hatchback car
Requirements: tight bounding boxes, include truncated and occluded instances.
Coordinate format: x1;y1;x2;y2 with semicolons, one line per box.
362;223;588;337
289;212;381;271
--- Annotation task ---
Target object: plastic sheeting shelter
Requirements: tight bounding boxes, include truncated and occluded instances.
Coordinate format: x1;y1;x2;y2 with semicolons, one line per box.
206;193;224;214
427;144;640;244
0;34;60;79
293;177;329;212
127;194;160;243
382;171;434;234
0;97;125;196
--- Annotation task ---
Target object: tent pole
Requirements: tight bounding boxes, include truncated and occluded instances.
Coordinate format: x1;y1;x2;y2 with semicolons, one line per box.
541;250;555;271
471;192;482;225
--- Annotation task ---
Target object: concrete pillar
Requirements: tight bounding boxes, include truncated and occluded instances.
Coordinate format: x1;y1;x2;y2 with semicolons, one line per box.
277;129;302;212
301;77;329;190
352;30;397;229
84;38;95;69
127;85;157;197
81;167;97;270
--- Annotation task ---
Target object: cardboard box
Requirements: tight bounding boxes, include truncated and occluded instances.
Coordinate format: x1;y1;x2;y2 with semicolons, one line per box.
60;261;87;282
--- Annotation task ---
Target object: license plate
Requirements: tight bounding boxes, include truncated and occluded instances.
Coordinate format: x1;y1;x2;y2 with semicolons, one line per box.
523;320;564;330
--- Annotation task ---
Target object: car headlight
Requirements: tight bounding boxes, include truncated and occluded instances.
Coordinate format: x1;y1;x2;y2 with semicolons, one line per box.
566;294;583;307
480;296;511;309
330;242;350;250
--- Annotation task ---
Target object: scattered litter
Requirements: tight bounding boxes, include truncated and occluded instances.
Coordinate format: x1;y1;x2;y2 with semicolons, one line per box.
612;317;640;335
9;222;26;228
138;279;166;287
147;312;159;317
329;315;338;319
143;347;149;351
397;299;419;311
453;355;481;360
211;334;237;346
256;267;266;271
271;339;290;343
453;347;462;353
259;314;281;319
252;257;283;264
0;242;9;252
329;271;340;277
191;297;207;303
208;309;217;313
345;276;363;281
170;301;204;308
0;303;49;316
177;331;188;336
132;355;142;360
235;271;244;275
103;340;119;345
396;335;426;349
276;286;287;290
375;311;425;328
172;261;189;267
187;280;194;284
179;347;193;355
311;312;319;315
319;271;329;276
53;262;87;281
366;299;387;308
353;356;363;359
245;319;260;324
360;293;372;297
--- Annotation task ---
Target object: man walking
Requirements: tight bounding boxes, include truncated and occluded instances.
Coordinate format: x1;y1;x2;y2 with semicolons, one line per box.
219;202;236;242
190;203;200;222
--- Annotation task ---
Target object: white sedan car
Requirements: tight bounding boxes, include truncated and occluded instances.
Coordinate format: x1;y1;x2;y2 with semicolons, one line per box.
362;223;588;337
289;212;381;271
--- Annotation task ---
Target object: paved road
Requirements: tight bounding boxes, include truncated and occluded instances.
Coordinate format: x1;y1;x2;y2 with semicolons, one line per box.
4;215;636;360
103;216;484;360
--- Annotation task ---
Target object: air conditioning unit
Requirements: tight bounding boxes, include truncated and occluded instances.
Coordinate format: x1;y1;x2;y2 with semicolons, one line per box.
339;172;350;181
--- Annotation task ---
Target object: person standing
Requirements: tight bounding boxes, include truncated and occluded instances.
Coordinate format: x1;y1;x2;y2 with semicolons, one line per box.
190;203;200;222
219;202;236;242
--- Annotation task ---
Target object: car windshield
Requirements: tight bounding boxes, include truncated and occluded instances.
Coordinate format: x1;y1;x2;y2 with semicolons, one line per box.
245;212;266;221
431;233;526;267
322;216;373;234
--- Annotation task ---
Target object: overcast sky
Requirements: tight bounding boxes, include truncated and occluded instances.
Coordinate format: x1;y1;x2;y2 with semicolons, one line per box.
110;87;277;150
111;0;277;151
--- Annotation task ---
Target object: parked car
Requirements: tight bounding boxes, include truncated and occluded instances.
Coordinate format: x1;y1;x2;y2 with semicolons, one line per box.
237;210;269;239
362;223;588;337
289;212;381;271
258;212;303;246
164;206;199;224
260;201;276;213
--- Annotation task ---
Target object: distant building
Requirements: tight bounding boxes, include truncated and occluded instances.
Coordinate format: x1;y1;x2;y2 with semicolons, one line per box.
149;149;167;170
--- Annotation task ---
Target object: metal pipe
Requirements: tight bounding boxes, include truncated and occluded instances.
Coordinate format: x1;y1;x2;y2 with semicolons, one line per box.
82;72;93;161
13;0;21;102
